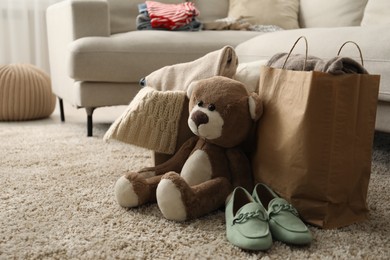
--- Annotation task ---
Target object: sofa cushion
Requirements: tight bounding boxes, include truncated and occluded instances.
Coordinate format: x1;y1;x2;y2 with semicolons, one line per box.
361;0;390;26
235;25;390;101
68;30;261;83
228;0;299;29
299;0;368;28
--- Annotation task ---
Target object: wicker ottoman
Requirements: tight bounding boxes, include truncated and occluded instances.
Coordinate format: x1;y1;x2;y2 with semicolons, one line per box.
0;64;56;121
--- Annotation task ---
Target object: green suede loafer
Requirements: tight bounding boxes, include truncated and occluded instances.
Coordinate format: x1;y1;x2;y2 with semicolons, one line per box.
225;187;272;251
252;183;312;245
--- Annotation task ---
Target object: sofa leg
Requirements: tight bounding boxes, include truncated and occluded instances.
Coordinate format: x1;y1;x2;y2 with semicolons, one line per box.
86;107;95;137
58;98;65;122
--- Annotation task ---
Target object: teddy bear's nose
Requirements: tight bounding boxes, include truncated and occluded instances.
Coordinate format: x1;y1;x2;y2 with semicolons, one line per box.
191;110;209;127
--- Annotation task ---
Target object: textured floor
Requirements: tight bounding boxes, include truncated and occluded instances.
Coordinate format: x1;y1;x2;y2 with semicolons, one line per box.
0;107;389;259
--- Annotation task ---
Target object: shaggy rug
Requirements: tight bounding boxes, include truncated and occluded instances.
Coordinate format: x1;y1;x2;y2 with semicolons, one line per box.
0;117;389;259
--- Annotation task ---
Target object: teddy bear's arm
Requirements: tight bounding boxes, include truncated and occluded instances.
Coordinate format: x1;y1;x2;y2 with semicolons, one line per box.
225;148;254;192
138;136;199;176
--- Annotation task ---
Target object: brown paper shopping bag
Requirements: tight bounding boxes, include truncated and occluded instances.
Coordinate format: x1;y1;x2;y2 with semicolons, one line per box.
252;37;381;229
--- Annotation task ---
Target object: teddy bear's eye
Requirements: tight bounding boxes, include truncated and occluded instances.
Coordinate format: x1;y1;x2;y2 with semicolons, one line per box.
208;104;216;111
197;101;204;107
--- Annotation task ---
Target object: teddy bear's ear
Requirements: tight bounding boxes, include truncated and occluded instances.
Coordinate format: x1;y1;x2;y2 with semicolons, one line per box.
248;93;263;121
187;81;199;98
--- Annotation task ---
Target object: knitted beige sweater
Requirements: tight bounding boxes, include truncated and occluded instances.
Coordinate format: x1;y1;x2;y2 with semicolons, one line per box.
104;46;239;154
104;87;186;154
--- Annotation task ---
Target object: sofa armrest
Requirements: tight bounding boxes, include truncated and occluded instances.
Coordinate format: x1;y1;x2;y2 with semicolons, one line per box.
47;0;110;40
46;0;110;105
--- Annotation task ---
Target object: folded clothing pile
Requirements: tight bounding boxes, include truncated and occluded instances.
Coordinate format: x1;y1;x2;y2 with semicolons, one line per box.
137;1;201;31
267;53;368;74
203;16;284;32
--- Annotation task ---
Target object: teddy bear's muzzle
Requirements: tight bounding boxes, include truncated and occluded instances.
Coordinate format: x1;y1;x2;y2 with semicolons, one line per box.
191;110;209;127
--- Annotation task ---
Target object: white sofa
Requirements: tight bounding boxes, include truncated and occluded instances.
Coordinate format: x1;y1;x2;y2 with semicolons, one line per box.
46;0;390;136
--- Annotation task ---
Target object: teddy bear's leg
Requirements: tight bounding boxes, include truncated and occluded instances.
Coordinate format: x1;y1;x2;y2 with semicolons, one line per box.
115;172;162;208
156;172;232;221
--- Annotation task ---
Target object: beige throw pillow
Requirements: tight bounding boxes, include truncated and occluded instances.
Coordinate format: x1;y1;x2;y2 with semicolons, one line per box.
361;0;390;26
299;0;368;28
192;0;229;22
228;0;300;29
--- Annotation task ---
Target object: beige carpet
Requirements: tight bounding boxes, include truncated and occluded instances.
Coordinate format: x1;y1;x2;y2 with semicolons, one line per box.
1;115;389;259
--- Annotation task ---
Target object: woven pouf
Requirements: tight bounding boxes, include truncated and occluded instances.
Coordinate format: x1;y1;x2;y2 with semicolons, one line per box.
0;64;56;121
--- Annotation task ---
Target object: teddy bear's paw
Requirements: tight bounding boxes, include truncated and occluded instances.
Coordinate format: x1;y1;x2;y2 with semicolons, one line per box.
114;175;140;208
156;172;188;221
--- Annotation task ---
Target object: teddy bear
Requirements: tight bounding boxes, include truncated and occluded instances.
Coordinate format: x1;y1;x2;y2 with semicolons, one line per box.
114;76;263;221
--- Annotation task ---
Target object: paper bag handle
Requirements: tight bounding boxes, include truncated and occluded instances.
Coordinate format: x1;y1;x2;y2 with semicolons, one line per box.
282;36;308;70
337;41;364;67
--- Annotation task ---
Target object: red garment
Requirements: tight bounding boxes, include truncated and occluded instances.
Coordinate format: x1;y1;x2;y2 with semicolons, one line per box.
146;1;199;30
